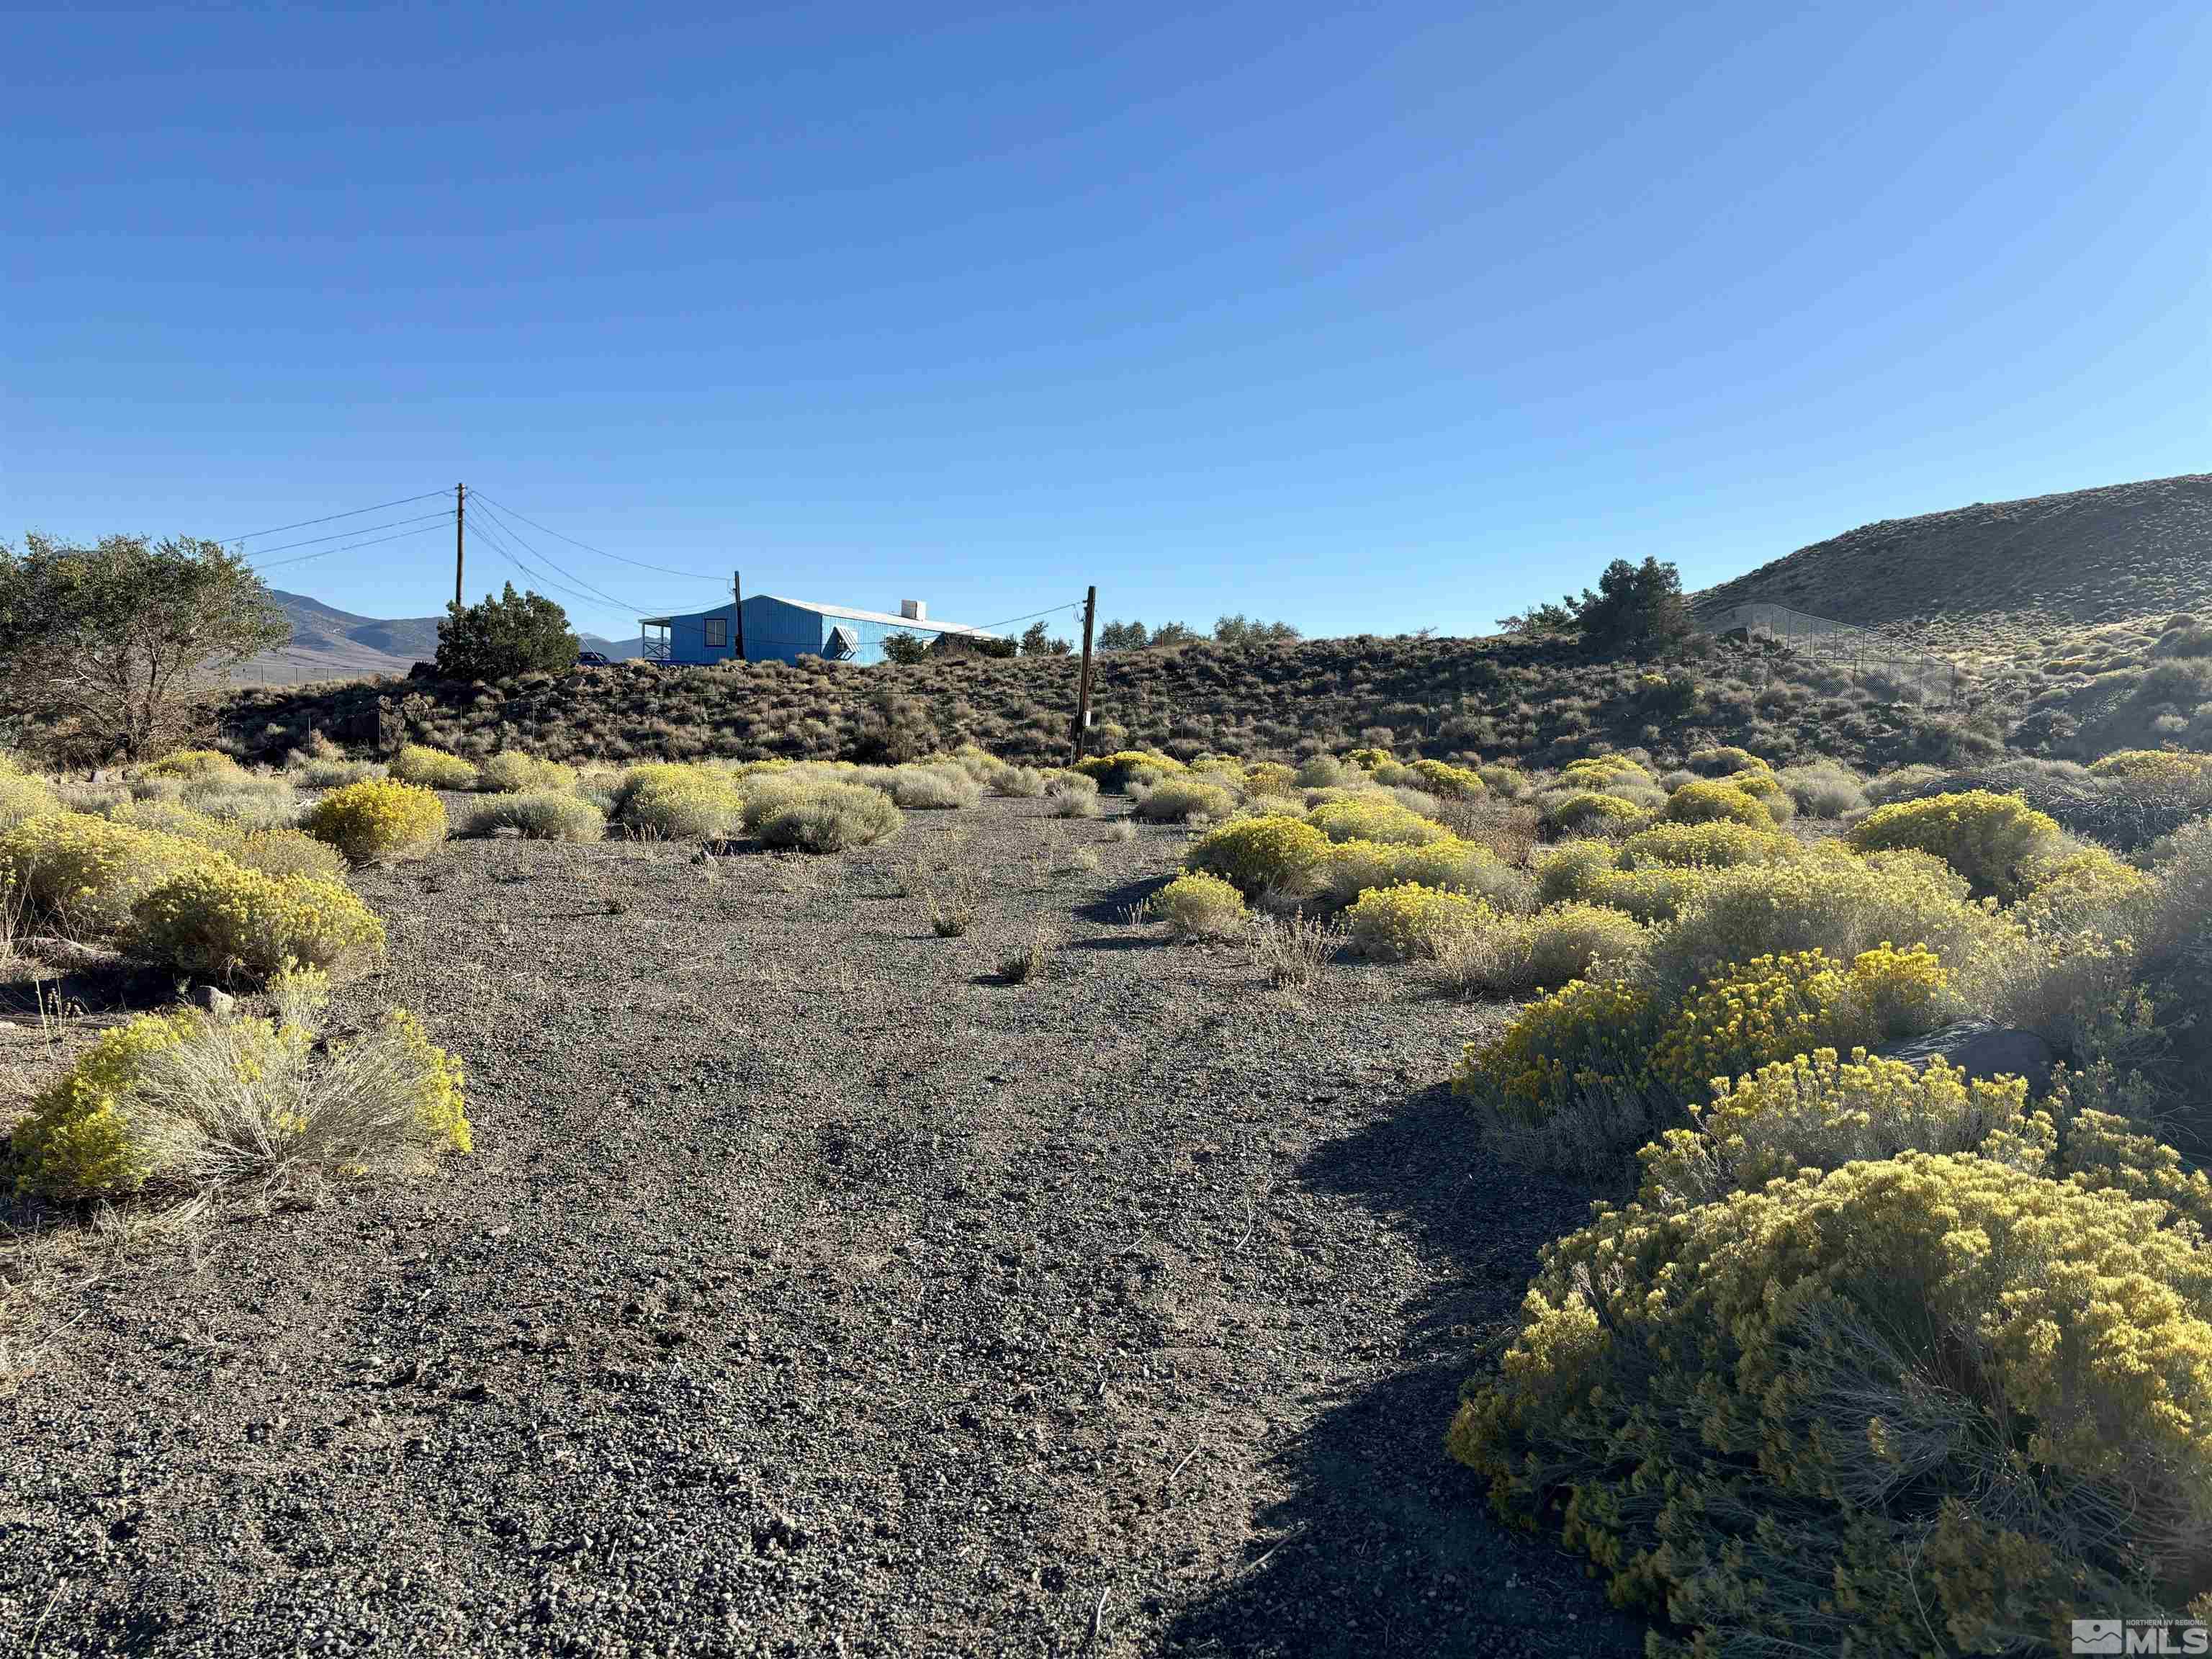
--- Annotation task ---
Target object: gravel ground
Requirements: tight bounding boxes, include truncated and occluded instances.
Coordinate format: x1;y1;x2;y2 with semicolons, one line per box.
1;796;1642;1657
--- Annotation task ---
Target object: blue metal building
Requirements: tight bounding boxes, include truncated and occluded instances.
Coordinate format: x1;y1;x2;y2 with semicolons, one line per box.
638;595;1002;666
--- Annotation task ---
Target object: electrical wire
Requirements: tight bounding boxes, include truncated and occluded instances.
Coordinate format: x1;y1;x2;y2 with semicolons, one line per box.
469;511;651;617
251;521;454;572
470;493;727;583
218;490;450;544
970;599;1084;632
468;498;647;614
241;509;453;559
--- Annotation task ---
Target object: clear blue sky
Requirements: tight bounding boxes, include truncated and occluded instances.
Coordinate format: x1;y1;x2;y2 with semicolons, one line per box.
6;1;2206;644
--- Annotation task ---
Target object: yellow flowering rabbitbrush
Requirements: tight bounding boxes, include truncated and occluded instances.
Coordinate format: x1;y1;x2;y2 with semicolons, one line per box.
132;863;386;983
304;778;449;863
1844;788;2063;899
1185;814;1334;901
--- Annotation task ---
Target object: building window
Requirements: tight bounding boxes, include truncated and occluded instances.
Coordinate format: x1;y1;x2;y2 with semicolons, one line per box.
703;617;727;649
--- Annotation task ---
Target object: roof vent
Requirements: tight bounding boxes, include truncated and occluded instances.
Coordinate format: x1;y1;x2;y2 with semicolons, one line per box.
899;599;926;621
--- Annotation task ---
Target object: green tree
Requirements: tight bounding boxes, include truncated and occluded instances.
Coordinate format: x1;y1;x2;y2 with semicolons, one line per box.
434;583;580;681
1020;620;1071;656
1214;613;1301;644
1096;619;1148;651
1575;557;1693;655
0;532;288;763
880;631;930;665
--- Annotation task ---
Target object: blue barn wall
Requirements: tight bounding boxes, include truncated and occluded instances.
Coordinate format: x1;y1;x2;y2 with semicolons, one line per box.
652;597;989;666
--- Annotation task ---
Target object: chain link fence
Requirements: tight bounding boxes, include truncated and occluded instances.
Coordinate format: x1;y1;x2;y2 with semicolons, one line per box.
1698;601;1961;706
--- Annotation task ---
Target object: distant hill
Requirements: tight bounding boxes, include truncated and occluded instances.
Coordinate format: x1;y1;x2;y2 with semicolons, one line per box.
1694;475;2212;657
243;589;638;685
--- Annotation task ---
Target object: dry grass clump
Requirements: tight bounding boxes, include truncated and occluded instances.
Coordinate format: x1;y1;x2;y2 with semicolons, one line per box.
302;778;449;864
996;925;1059;984
6;969;467;1202
1044;773;1103;818
288;753;385;788
476;752;579;794
1774;758;1867;817
1135;777;1238;823
987;763;1046;798
1144;871;1249;940
1249;911;1338;994
387;744;479;791
462;791;608;842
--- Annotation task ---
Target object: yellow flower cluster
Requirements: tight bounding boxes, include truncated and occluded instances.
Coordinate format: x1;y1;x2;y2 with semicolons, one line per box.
1185;814;1334;899
1344;882;1483;961
0;813;228;936
132;863;386;983
1559;755;1650;786
5;1011;197;1197
2089;748;2212;782
1407;758;1485;798
304;778;450;863
1323;835;1507;907
1619;819;1797;870
1542;791;1650;835
1663;778;1771;827
1071;750;1186;788
135;748;243;781
1146;871;1249;940
476;752;578;794
1306;795;1449;846
1844;788;2062;899
1453;977;1657;1123
1450;1152;2212;1655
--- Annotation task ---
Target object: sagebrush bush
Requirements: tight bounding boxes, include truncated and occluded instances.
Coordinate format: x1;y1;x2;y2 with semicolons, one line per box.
1044;772;1102;818
136;748;241;781
1306;795;1448;846
1136;777;1237;823
1146;871;1249;940
1186;815;1334;902
1429;901;1650;998
1776;758;1868;817
1619;819;1795;869
0;813;227;938
476;752;577;794
388;744;479;791
462;791;607;842
868;763;981;810
1344;882;1482;960
616;762;745;839
753;781;902;852
1664;778;1772;827
132;863;386;982
1452;1153;2212;1655
303;778;449;863
988;763;1046;798
7;974;468;1200
1845;788;2064;899
0;771;63;831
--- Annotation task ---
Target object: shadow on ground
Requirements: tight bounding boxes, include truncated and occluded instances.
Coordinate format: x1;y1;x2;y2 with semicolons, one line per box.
1164;1083;1647;1658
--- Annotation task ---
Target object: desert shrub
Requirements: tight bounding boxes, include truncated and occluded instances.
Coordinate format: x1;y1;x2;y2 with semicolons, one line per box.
1343;745;1393;770
1541;791;1647;836
0;813;227;938
227;827;351;882
1619;819;1794;869
752;781;901;852
1430;901;1649;998
181;773;302;830
1407;757;1484;798
291;755;383;788
462;791;607;842
1684;745;1767;778
1863;762;1952;804
1186;815;1334;903
1651;844;2009;1004
1452;976;1659;1124
136;748;241;782
1043;772;1102;817
1534;839;1618;904
1250;911;1338;992
0;771;63;830
1844;788;2064;899
1344;882;1483;961
476;752;577;794
1306;795;1448;846
1558;755;1650;788
1649;945;1951;1102
2089;748;2212;783
1136;777;1237;823
8;974;468;1200
1243;761;1298;793
988;764;1046;798
2012;842;2149;928
868;763;981;810
1294;755;1350;788
1451;1154;2212;1655
132;863;385;982
388;744;479;791
1146;871;1249;940
1637;1050;2035;1210
303;778;448;863
1325;835;1534;913
1664;778;1771;827
614;763;745;839
1074;750;1184;791
1774;758;1868;817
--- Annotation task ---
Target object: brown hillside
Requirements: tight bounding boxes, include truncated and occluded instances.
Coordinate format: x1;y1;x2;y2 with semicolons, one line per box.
1695;474;2212;655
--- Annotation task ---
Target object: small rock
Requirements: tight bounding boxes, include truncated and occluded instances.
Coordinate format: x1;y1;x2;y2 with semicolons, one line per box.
1877;1021;2054;1095
194;986;237;1017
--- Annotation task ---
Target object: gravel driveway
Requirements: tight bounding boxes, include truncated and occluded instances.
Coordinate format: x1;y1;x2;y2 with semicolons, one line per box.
1;797;1641;1656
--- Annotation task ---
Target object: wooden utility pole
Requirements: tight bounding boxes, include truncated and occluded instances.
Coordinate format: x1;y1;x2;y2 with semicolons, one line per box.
732;569;745;660
1071;585;1097;764
454;482;467;609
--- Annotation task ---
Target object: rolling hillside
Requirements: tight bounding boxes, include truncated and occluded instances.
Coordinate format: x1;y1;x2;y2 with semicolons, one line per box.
243;590;637;685
1695;474;2212;655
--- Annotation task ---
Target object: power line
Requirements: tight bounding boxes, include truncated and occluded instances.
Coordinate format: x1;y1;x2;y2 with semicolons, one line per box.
971;599;1085;632
218;490;449;544
469;511;652;616
469;493;726;583
251;521;454;572
469;498;646;614
243;509;452;559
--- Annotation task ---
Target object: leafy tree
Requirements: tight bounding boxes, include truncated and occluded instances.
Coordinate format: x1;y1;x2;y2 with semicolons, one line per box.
0;532;289;763
1575;557;1693;655
1096;619;1148;651
1020;620;1071;656
930;631;1017;660
434;583;579;681
880;631;930;665
1497;598;1576;635
1213;613;1301;645
1149;621;1198;647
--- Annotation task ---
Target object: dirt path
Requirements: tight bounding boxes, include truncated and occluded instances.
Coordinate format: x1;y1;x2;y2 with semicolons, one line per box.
1;799;1640;1655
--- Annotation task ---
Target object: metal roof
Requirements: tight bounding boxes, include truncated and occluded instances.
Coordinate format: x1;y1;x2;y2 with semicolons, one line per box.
638;596;998;637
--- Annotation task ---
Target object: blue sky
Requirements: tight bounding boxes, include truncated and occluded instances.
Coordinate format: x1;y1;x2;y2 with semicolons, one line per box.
5;1;2206;644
